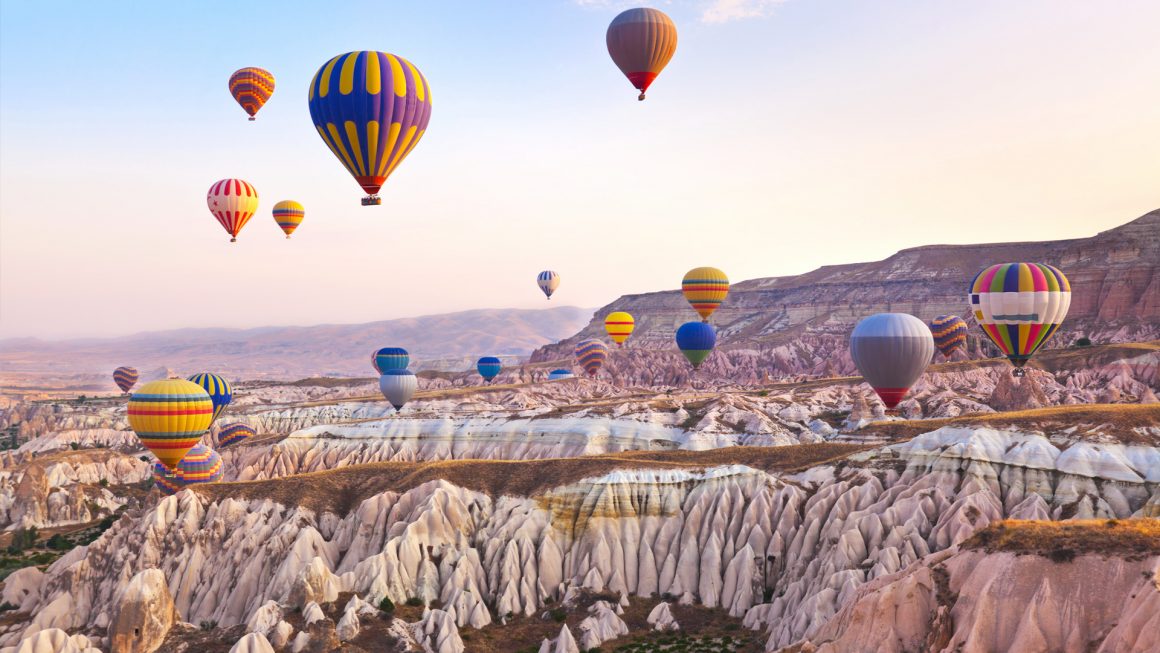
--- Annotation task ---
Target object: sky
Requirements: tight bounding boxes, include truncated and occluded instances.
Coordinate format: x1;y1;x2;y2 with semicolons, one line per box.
1;0;1158;339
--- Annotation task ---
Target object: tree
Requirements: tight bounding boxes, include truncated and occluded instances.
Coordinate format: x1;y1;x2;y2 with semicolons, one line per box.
1075;337;1092;347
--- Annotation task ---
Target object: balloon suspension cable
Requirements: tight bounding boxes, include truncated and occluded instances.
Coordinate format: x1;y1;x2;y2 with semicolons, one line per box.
638;92;646;101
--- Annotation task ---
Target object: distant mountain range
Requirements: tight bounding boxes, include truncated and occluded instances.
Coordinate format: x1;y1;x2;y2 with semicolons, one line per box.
0;306;593;381
532;209;1160;385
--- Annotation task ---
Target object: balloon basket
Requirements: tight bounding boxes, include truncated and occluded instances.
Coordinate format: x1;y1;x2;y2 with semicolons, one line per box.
248;117;256;122
361;195;382;206
638;92;646;101
1013;368;1026;378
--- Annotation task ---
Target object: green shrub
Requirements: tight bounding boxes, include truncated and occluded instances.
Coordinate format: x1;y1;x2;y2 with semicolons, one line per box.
69;443;80;451
550;608;567;622
405;597;423;607
0;602;17;612
46;534;70;550
1075;337;1092;347
379;597;395;613
199;620;217;631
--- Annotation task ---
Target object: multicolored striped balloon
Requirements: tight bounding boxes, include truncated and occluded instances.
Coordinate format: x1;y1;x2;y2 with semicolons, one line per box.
380;369;418;410
537;271;560;300
477;357;502;383
217;423;255;449
929;315;969;359
969;263;1071;375
308;51;433;206
187;373;233;424
675;322;716;369
547;369;574;381
850;313;934;409
272;200;305;238
175;443;223;483
152;461;182;496
604;311;635;346
682;267;729;322
574;340;609;377
127;379;214;470
207;179;259;242
113;366;138;394
372;347;410;374
228;67;275;121
606;8;678;101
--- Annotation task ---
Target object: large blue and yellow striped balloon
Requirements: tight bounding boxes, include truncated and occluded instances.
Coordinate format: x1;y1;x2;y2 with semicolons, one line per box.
308;51;433;206
217;423;255;449
187;373;233;424
929;315;969;359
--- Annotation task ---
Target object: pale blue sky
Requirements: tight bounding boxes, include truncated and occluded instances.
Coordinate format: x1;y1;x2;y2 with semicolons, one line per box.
2;1;1158;338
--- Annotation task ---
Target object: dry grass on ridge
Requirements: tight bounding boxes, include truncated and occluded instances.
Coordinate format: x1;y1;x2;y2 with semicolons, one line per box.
963;519;1160;558
858;403;1160;442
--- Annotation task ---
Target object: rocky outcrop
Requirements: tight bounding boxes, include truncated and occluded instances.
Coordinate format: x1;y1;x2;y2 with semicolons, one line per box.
108;569;177;653
0;629;102;653
647;602;679;632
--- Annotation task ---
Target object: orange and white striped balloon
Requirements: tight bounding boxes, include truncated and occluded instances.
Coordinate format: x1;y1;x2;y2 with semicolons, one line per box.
206;179;259;243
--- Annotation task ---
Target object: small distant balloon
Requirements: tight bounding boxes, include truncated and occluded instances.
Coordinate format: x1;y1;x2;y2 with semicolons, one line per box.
675;321;716;369
969;262;1071;376
849;313;934;409
272;200;305;238
574;340;609;377
113;366;138;394
372;347;410;374
379;369;417;410
682;267;729;322
929;315;969;359
537;271;560;300
207;179;259;243
229;67;275;121
606;8;678;101
477;357;502;383
548;369;574;381
217;423;255;449
128;379;214;470
604;311;635;347
187;373;233;425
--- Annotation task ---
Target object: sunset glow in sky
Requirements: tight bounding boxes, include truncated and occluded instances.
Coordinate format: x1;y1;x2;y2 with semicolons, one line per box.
1;0;1157;338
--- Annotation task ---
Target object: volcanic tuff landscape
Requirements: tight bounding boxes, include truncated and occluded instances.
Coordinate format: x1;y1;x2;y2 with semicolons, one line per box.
0;209;1158;653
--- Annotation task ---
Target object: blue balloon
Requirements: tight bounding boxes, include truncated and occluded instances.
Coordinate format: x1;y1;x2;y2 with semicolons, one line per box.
373;347;410;373
477;356;502;382
547;369;574;381
675;322;716;369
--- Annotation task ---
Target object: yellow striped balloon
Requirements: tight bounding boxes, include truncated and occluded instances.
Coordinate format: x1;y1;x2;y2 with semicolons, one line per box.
682;267;729;322
604;311;635;346
127;379;214;470
272;200;305;238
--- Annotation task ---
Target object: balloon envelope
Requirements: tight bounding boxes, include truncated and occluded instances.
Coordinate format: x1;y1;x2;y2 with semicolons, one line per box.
187;373;233;425
850;313;934;409
477;357;502;382
307;51;433;205
574;340;609;377
113;366;138;394
675;321;716;369
682;267;728;322
372;347;410;374
537;271;560;299
128;379;214;470
217;423;256;449
152;443;223;495
379;369;417;410
207;179;259;242
606;8;678;100
547;369;574;381
272;200;305;238
604;311;635;346
969;263;1071;372
228;67;275;120
929;315;969;358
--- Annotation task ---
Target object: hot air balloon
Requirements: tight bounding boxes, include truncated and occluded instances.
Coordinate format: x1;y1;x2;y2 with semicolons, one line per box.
308;51;433;206
537;271;560;300
682;267;729;322
152;461;182;496
574;340;609;377
379;369;417;410
113;366;138;394
207;179;259;242
228;67;275;121
606;8;678;101
272;200;305;238
127;379;214;470
675;321;716;369
217;423;256;449
929;315;969;359
548;369;574;381
187;373;233;424
372;347;410;374
477;357;502;383
850;313;935;410
604;312;635;347
174;443;223;484
969;263;1071;376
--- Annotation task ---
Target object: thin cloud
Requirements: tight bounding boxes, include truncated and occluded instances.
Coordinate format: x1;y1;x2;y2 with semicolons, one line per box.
701;0;785;23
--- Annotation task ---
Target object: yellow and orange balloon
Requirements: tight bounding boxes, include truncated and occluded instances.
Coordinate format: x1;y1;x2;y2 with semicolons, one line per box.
228;67;275;121
127;379;214;470
604;312;635;346
272;200;305;238
682;267;729;322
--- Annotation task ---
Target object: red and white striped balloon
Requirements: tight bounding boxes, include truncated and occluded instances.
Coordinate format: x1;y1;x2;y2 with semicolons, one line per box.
206;179;259;243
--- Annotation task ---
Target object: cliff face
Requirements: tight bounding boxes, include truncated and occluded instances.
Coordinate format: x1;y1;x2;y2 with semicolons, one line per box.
532;209;1160;382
